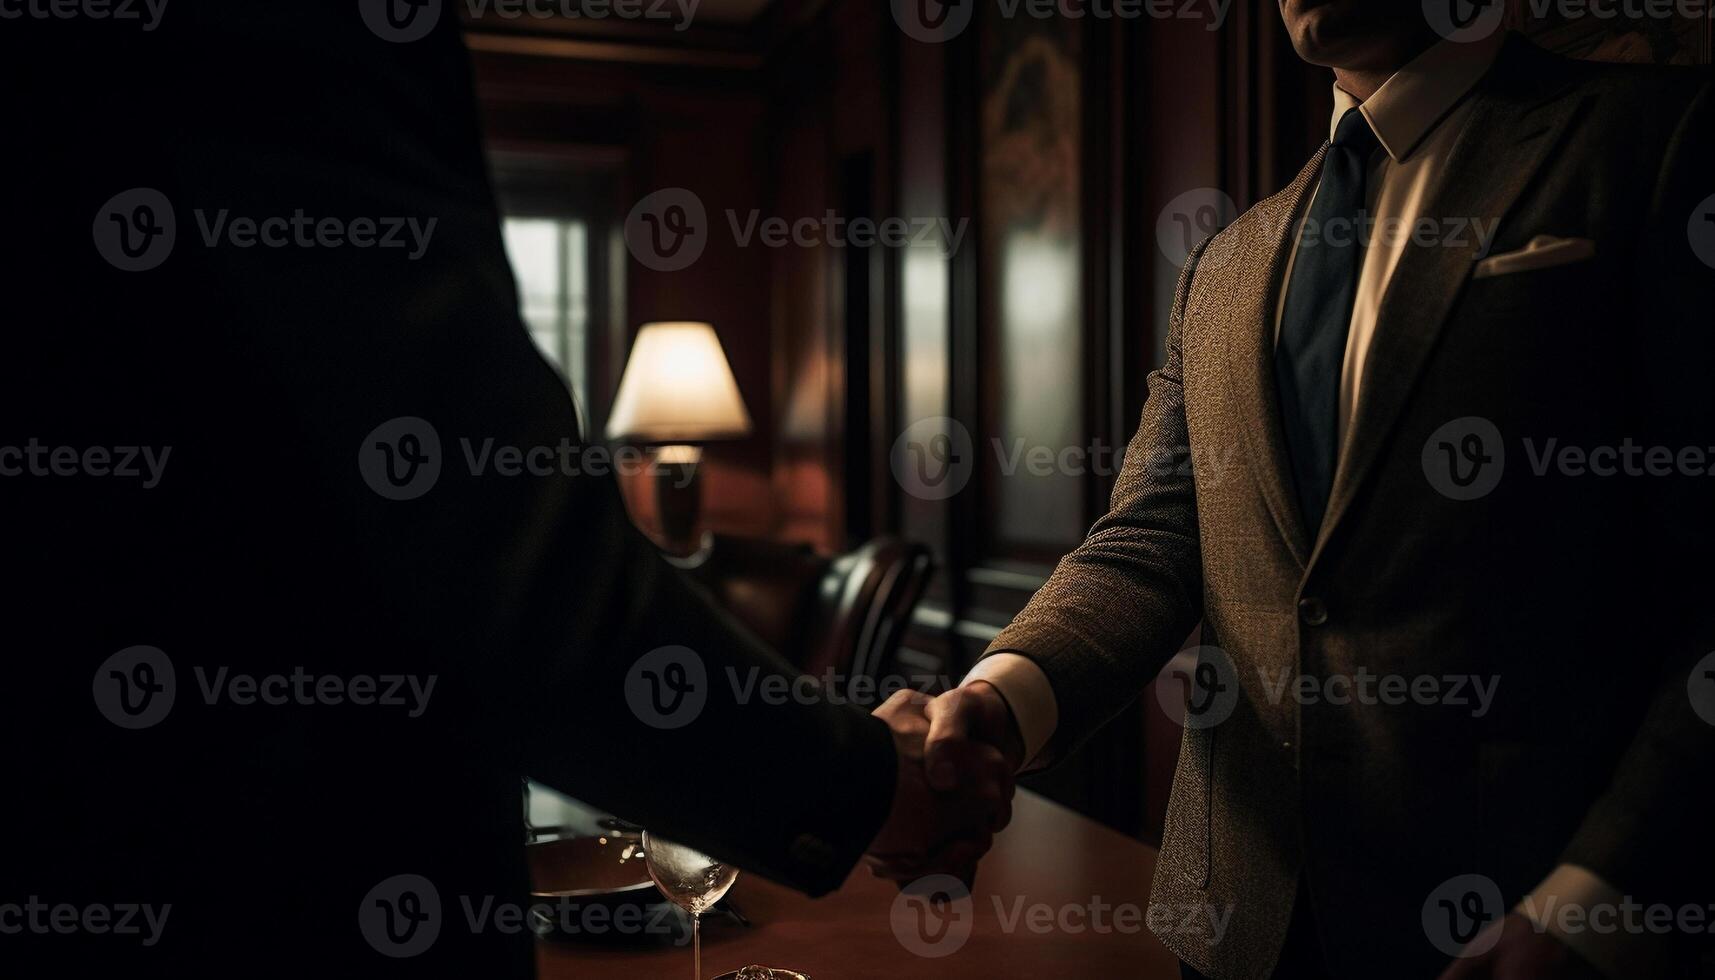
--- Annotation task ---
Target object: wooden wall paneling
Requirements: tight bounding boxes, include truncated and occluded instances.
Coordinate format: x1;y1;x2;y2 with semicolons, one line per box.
893;26;959;678
622;83;776;538
468;39;778;539
761;0;897;552
766;30;838;549
972;9;1089;574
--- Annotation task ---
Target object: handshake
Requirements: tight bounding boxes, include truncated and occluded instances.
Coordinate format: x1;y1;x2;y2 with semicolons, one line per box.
862;683;1027;889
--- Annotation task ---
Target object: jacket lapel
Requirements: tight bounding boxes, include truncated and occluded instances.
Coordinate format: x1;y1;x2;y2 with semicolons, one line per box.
1315;39;1591;553
1222;148;1327;567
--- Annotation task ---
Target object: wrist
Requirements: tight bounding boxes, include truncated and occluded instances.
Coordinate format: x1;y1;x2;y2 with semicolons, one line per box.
964;680;1027;771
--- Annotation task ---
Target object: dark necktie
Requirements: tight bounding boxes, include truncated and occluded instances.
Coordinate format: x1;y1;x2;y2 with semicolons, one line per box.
1275;107;1381;533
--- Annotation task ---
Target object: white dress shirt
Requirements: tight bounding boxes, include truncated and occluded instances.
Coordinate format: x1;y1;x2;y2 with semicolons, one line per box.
965;33;1639;976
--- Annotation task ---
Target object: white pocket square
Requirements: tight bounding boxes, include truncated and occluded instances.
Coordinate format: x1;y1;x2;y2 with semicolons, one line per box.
1473;235;1596;279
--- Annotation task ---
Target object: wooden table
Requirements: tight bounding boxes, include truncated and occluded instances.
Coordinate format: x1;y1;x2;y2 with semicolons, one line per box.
537;791;1179;979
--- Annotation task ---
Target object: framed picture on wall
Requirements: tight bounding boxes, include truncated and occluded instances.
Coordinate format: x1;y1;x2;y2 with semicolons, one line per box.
974;8;1089;564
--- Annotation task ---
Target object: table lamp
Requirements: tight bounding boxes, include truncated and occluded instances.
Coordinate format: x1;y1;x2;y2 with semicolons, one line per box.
606;321;753;555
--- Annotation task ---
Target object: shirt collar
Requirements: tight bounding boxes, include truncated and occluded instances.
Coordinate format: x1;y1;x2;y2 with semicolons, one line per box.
1329;31;1506;162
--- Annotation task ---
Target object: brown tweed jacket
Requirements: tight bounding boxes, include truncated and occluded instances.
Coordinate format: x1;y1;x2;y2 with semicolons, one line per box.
986;36;1714;979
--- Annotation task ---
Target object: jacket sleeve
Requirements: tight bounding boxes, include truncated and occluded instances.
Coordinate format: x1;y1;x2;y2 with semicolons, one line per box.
24;5;898;899
979;237;1211;761
1560;78;1715;916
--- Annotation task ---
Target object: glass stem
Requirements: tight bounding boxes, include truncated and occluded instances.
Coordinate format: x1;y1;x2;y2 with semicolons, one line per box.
691;911;701;980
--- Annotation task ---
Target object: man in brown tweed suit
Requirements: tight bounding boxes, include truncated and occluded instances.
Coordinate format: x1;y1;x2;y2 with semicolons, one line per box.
870;2;1715;977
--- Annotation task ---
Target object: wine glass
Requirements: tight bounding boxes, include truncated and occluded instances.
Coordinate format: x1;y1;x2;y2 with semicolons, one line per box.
642;831;739;980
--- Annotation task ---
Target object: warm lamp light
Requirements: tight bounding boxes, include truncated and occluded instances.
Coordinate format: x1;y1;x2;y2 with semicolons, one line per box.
606;321;752;444
606;322;752;555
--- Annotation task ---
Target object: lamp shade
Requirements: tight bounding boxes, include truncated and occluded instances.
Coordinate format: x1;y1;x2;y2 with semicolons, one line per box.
605;322;753;443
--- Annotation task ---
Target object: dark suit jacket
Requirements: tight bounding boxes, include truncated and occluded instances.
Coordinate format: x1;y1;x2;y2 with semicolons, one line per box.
1;4;893;976
987;36;1714;979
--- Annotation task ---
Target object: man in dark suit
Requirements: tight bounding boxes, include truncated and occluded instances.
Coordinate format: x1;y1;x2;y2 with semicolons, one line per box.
898;2;1715;977
0;2;1008;975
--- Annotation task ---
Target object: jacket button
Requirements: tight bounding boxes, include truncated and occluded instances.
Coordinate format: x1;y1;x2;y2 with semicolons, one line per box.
1298;597;1328;626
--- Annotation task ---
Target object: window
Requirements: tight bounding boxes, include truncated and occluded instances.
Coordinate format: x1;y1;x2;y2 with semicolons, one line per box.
502;218;591;420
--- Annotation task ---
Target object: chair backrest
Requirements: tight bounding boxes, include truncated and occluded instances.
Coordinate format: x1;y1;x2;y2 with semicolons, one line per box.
683;534;934;689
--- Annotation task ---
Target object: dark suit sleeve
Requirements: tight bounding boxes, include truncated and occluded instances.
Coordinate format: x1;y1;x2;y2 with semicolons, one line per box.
3;6;896;900
514;476;900;896
979;239;1210;760
1560;79;1715;912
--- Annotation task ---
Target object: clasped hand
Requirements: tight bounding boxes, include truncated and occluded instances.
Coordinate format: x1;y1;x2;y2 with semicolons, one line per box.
864;684;1025;889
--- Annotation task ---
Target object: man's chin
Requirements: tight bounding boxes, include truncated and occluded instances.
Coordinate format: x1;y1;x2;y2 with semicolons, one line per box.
1285;6;1375;68
1281;0;1426;70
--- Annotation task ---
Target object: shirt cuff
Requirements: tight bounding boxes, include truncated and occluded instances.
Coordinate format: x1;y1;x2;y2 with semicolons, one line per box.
1516;864;1670;979
961;653;1059;771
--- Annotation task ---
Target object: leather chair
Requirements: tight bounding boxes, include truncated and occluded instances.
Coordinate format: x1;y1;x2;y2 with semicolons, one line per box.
677;534;934;688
